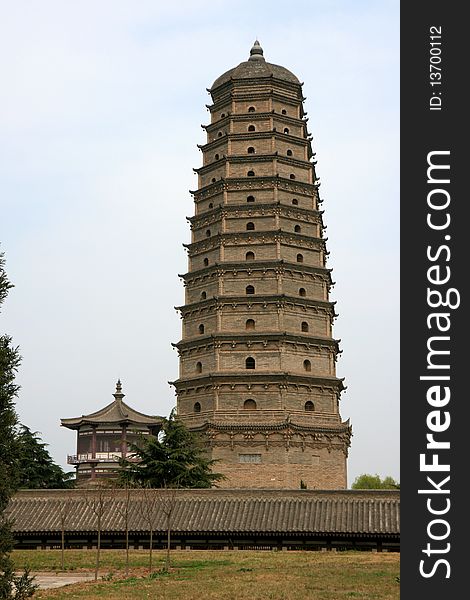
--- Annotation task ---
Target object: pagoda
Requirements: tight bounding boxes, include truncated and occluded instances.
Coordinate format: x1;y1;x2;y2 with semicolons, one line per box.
171;42;352;489
61;380;162;483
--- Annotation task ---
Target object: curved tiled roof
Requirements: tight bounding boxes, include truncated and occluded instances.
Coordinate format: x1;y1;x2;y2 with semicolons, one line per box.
7;489;400;536
61;380;162;429
61;399;161;428
211;41;300;90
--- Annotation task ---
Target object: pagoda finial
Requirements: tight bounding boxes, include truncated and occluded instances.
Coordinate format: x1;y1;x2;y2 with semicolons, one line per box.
249;40;264;62
113;379;125;401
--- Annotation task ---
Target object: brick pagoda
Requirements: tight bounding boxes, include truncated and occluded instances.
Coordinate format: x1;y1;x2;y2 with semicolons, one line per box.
171;41;352;489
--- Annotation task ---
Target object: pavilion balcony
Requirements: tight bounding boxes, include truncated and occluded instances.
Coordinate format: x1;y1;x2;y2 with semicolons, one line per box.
67;452;123;465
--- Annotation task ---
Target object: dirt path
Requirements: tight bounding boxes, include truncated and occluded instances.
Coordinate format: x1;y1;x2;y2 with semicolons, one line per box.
25;572;96;590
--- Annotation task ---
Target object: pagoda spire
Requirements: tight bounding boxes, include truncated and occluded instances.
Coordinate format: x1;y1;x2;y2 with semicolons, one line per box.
248;39;264;61
113;379;125;402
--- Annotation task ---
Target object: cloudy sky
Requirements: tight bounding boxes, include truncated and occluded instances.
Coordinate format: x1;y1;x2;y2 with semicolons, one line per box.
0;0;399;486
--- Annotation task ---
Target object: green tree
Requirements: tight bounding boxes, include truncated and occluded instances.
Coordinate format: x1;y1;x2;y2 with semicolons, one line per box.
16;425;75;489
119;409;224;488
351;473;400;490
0;252;36;598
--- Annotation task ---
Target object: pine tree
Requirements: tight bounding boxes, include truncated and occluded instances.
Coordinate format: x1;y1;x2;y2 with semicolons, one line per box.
119;409;224;488
16;425;74;489
0;252;37;599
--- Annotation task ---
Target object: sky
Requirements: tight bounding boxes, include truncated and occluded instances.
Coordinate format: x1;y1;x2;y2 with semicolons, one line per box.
0;0;399;486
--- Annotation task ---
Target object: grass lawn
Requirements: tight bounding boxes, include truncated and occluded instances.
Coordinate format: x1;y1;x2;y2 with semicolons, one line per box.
13;549;400;600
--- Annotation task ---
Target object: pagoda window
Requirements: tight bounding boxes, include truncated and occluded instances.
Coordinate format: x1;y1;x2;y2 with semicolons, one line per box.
247;195;255;203
218;131;223;137
239;453;261;463
194;402;201;413
198;324;205;334
297;253;304;263
301;321;309;332
214;153;219;160
292;198;298;205
196;362;202;373
246;222;255;231
284;127;290;134
203;258;209;266
290;174;296;180
245;357;256;369
245;251;255;261
281;109;287;115
201;291;207;300
211;178;216;183
299;287;306;297
247;170;255;177
248;125;256;132
294;225;301;233
246;319;255;330
246;285;255;294
287;149;293;157
206;229;211;237
247;147;255;154
243;399;257;410
305;401;314;411
208;203;213;209
248;106;256;112
303;359;312;372
220;113;226;118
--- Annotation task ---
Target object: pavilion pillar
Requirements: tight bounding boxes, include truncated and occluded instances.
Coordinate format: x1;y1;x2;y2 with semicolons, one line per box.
91;426;97;459
121;425;127;458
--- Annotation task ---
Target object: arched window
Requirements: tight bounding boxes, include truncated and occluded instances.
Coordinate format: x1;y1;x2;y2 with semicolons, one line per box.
292;198;298;205
196;361;202;373
211;178;216;183
290;174;296;180
297;253;304;263
214;153;219;160
208;203;213;209
247;147;255;154
205;229;211;237
244;399;257;410
281;109;287;115
194;402;201;413
220;113;226;118
247;195;255;203
245;356;256;370
248;125;256;132
284;127;290;134
294;225;301;233
248;106;256;112
299;287;306;297
201;291;207;300
246;319;255;330
245;251;255;261
303;359;311;372
198;324;205;334
305;401;314;411
246;285;255;295
203;258;209;266
218;131;223;137
247;170;255;177
246;222;255;231
287;149;293;157
301;321;309;332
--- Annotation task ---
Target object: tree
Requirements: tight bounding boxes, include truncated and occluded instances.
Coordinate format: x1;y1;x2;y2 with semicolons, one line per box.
111;483;134;577
15;425;74;489
138;485;159;574
351;473;400;490
0;251;36;598
119;409;224;489
83;487;112;582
